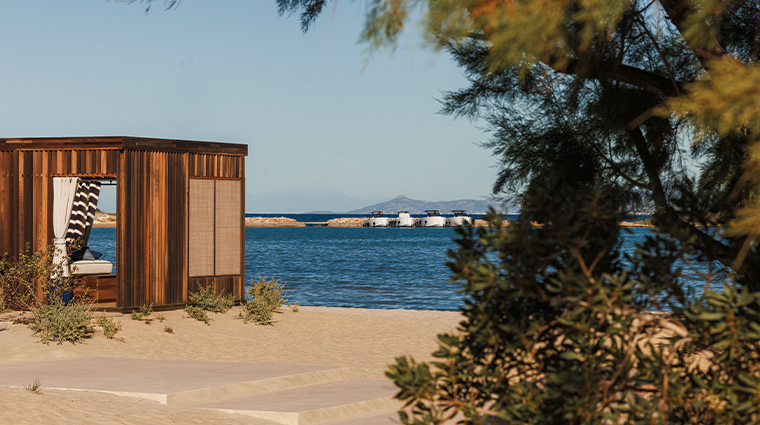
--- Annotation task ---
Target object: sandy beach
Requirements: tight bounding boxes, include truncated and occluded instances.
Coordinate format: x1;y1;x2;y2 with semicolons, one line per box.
0;306;461;424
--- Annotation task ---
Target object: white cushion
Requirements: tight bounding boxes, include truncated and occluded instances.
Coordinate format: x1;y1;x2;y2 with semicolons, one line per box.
71;260;113;276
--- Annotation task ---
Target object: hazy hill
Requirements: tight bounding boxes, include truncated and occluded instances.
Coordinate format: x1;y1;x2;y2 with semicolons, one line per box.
348;195;516;215
246;188;383;213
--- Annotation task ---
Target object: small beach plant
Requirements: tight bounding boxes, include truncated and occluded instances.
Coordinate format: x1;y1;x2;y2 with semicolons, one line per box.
30;298;93;343
188;283;234;313
184;305;210;325
164;325;173;333
95;315;122;339
130;303;153;321
239;277;288;325
24;379;41;394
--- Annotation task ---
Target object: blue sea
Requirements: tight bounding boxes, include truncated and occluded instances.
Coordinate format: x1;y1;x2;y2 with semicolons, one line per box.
88;214;718;311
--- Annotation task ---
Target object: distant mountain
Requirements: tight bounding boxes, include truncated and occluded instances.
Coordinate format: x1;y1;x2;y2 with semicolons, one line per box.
348;195;517;215
246;188;384;213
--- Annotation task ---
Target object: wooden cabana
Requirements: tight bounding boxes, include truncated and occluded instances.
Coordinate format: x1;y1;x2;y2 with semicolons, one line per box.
0;137;248;310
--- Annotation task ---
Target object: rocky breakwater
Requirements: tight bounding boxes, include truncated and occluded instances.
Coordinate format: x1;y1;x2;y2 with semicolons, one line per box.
326;217;366;227
245;217;306;227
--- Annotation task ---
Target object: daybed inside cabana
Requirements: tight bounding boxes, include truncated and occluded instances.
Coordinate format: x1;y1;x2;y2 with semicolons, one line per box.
0;137;247;311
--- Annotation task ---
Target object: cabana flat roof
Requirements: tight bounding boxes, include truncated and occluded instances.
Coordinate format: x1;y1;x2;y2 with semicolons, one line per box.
0;136;248;156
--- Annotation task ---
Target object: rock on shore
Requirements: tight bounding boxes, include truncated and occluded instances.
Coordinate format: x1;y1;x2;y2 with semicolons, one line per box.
244;217;305;227
326;217;366;227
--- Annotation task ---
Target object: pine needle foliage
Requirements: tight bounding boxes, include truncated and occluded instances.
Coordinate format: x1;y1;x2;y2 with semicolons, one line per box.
386;182;760;424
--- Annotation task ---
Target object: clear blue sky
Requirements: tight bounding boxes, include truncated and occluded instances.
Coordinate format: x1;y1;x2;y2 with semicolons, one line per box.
0;1;496;212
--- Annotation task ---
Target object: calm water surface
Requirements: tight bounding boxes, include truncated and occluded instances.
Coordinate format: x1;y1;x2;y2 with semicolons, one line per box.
88;226;719;311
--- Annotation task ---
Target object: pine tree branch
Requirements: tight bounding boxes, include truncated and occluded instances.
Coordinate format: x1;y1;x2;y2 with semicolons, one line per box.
553;61;684;98
632;7;683;96
658;0;729;65
627;125;756;280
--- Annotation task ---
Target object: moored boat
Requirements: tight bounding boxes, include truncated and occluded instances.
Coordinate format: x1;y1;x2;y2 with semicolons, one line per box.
446;210;473;227
395;211;414;227
364;211;390;227
418;210;446;227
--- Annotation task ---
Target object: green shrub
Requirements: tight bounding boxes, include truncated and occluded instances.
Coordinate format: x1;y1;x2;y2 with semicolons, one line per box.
95;315;122;339
164;325;173;333
239;277;288;325
184;305;209;325
155;314;166;322
30;300;92;343
188;284;234;313
130;303;153;321
0;241;78;311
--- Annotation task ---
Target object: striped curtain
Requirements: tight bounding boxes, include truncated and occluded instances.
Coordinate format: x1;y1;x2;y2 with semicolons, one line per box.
66;180;101;248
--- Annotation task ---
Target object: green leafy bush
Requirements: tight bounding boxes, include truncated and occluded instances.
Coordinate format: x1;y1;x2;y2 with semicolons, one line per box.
130;303;153;321
239;277;288;325
0;241;77;311
30;300;92;343
95;315;122;339
184;305;209;325
387;182;760;424
188;283;234;313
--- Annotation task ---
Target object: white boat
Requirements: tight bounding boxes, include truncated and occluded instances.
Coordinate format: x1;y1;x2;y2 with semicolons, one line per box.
364;211;390;227
418;210;446;227
446;210;473;227
395;211;414;227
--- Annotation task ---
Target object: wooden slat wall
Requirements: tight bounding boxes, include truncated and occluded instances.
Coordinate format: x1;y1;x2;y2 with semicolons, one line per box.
0;149;118;259
0;149;118;300
118;150;188;309
188;154;244;178
188;276;240;298
0;151;15;259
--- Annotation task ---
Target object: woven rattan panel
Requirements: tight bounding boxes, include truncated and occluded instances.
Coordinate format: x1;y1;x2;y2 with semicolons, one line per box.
188;179;215;277
214;180;241;275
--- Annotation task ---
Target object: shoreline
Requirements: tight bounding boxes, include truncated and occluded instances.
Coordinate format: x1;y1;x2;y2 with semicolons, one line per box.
94;218;656;228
